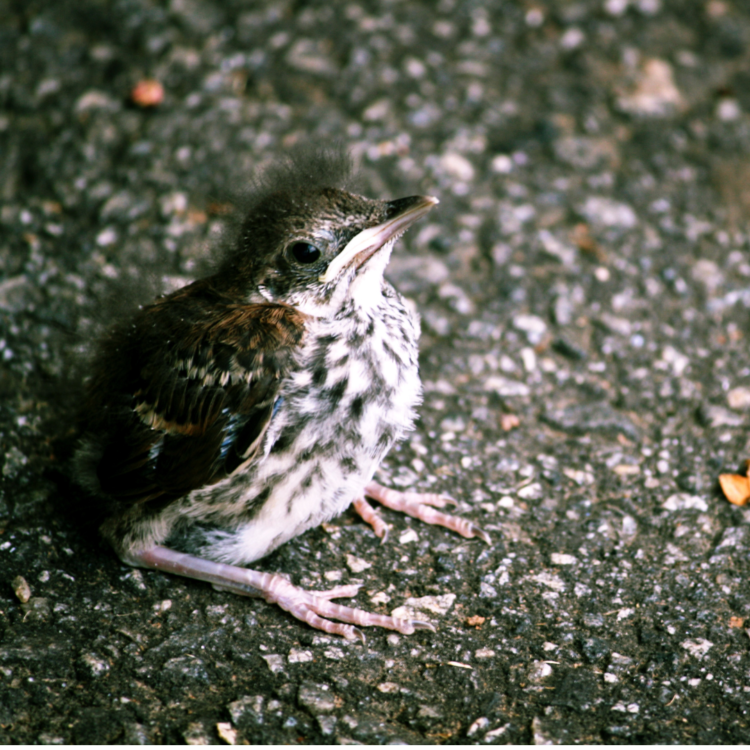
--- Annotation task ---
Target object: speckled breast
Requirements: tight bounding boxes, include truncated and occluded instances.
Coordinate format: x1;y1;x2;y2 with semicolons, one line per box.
168;284;422;564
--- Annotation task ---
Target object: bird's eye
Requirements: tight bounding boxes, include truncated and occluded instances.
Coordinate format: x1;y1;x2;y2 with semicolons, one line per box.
289;242;322;264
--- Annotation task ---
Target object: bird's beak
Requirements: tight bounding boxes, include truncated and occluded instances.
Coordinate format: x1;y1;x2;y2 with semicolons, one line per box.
319;195;439;283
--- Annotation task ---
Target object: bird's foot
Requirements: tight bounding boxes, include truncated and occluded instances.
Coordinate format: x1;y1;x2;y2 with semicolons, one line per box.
358;481;491;544
125;545;435;641
352;496;390;543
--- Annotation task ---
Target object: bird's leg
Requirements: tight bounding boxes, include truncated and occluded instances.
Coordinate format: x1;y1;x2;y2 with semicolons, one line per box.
360;481;491;544
124;545;435;641
352;496;389;542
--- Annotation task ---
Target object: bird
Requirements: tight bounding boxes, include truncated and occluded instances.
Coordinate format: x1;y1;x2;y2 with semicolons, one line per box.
73;147;489;640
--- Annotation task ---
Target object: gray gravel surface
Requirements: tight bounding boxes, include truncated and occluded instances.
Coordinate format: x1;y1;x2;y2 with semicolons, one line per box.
3;0;750;744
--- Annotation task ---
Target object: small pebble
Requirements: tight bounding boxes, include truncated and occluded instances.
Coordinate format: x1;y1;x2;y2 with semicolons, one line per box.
183;722;210;745
316;715;337;736
698;404;744;427
560;27;585;50
491;155;513;173
288;649;314;664
550;553;577;566
12;575;31;603
662;494;708;512
467;716;490;737
398;528;419;544
512;314;547;345
617;58;683;117
216;723;237;745
227;695;264;727
500;413;521;431
391;593;456;623
717;98;741;122
162;656;209;684
690;258;723;291
728;387;750;411
123;722;149;744
483;375;530;398
682;638;713;659
527;661;553;683
21;597;50;622
298;682;336;714
605;0;628;15
377;682;400;693
95;227;118;247
440;153;474;182
345;554;371;573
485;723;511;742
579;196;638;229
261;654;285;674
78;653;110;678
153;599;171;615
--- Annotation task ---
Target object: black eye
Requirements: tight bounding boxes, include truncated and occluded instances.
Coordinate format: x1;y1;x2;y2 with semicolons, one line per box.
289;242;321;264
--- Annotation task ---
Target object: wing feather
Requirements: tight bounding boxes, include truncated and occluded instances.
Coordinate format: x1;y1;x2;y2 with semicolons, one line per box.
83;278;306;509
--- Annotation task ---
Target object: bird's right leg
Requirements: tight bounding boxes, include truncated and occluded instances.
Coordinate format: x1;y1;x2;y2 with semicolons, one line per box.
123;546;434;641
353;483;491;544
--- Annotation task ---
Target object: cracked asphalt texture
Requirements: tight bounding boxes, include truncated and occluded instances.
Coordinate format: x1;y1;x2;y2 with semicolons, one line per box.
3;0;750;743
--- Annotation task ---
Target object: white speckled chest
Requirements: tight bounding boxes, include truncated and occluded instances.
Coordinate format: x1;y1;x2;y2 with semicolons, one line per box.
166;282;422;564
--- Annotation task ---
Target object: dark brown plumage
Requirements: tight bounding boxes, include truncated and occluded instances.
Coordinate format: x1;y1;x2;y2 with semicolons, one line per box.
82;283;306;507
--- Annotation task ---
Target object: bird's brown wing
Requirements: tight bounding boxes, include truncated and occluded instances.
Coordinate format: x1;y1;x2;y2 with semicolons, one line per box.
85;280;306;509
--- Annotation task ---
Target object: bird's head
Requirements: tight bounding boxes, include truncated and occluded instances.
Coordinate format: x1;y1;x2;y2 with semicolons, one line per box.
216;150;437;316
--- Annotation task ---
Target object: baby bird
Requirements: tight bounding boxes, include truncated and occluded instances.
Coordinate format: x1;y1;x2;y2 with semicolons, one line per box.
74;148;488;640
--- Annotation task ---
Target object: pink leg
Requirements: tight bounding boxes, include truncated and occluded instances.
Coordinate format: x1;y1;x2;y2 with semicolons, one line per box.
352;496;389;542
125;546;435;640
363;482;491;544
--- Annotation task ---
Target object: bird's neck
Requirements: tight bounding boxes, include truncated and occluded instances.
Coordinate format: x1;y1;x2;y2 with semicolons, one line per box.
345;267;386;316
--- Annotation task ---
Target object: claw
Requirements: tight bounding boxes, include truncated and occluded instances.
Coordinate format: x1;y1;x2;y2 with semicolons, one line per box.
350;627;366;643
352;495;389;541
380;525;389;545
470;524;492;545
413;620;437;632
440;494;458;508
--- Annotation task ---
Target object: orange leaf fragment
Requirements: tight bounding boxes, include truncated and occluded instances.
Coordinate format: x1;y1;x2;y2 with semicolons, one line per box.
719;473;750;506
131;79;164;107
466;615;486;627
729;616;745;629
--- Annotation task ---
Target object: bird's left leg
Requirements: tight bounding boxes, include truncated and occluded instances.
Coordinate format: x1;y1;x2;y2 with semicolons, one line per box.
125;545;435;640
355;481;491;544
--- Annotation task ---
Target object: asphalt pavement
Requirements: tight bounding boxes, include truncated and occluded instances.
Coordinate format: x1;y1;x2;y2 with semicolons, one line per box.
2;0;750;743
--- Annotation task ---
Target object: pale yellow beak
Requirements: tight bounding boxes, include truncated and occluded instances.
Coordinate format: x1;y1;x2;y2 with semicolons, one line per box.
319;195;439;284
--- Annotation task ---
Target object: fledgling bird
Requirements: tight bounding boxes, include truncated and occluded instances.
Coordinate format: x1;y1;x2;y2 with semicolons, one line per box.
74;148;489;639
